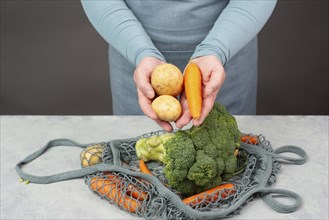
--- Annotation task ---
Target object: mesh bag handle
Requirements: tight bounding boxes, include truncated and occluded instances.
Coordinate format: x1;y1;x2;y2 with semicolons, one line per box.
272;145;307;165
15;139;112;184
262;145;306;213
236;143;306;214
261;188;301;213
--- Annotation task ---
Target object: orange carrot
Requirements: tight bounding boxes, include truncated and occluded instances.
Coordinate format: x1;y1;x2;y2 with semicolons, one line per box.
184;62;202;119
139;160;153;175
241;134;258;145
182;183;235;206
90;177;118;196
90;176;142;213
126;183;149;201
99;173;148;201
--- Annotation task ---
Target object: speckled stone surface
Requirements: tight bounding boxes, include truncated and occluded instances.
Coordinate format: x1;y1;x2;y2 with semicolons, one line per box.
1;115;328;219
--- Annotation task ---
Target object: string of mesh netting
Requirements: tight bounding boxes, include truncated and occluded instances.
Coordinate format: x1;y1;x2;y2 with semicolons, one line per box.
80;133;277;219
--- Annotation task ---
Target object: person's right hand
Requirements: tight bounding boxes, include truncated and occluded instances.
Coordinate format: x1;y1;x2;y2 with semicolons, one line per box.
176;55;226;129
133;57;175;132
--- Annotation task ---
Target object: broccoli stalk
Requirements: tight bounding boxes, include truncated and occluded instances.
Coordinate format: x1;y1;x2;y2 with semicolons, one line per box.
135;133;175;162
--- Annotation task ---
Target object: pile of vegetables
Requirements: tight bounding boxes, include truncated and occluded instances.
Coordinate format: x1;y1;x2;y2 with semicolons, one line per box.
136;103;242;196
82;62;250;210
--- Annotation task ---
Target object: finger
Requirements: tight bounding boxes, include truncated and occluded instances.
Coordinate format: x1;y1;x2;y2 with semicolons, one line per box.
134;69;155;99
204;69;225;98
154;119;173;132
193;94;216;127
176;110;192;129
137;89;157;120
175;93;192;128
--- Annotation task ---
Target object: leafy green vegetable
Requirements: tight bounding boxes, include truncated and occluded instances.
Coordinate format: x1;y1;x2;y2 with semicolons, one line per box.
135;103;242;196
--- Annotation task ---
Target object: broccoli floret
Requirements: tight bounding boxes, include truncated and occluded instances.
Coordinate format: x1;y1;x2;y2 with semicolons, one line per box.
172;180;197;196
216;156;225;175
187;150;217;186
163;130;196;169
189;126;210;150
224;154;238;174
164;164;188;183
190;126;219;159
215;104;241;147
163;131;196;188
196;175;223;193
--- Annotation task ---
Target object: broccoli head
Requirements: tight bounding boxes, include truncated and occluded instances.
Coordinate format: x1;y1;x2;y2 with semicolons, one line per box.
135;103;242;196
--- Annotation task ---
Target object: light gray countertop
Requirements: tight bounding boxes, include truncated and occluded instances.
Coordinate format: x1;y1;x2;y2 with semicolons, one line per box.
1;115;328;219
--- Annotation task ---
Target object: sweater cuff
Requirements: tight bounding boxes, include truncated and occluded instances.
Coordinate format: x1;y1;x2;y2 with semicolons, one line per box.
191;43;228;66
135;48;166;66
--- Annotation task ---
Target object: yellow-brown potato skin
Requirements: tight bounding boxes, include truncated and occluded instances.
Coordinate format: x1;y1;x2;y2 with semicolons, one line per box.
151;63;183;97
151;95;182;122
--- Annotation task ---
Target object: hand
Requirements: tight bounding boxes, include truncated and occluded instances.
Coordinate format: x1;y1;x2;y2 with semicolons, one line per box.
133;57;174;132
176;55;226;128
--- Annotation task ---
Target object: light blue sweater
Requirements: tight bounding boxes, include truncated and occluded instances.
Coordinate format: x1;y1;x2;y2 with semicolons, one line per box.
81;0;277;115
81;0;276;66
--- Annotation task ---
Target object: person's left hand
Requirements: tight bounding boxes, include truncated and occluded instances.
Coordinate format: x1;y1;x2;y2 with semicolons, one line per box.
176;55;226;129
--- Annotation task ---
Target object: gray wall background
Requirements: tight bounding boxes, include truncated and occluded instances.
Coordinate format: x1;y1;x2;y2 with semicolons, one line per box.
1;0;328;115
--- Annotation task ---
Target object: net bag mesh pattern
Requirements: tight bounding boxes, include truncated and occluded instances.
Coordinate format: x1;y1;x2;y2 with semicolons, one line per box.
82;132;303;220
15;132;307;220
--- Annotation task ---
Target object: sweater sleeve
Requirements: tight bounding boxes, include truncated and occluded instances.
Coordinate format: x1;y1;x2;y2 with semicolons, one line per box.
191;0;277;66
81;0;166;66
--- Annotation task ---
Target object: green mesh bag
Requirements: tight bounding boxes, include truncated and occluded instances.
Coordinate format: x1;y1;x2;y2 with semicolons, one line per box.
16;132;307;219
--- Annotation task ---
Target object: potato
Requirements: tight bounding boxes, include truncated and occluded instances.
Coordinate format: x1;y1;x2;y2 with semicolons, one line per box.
151;63;183;96
151;95;182;122
80;144;105;167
